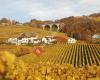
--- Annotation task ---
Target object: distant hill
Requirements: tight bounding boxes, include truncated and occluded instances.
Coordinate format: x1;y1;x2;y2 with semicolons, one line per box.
89;12;100;17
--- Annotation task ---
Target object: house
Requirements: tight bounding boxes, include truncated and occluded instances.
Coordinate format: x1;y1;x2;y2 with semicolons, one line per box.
29;36;38;43
92;34;100;39
33;39;41;44
47;38;56;44
67;38;77;43
8;38;18;44
42;36;56;44
21;38;29;44
42;37;48;44
17;40;22;45
7;35;57;45
92;34;100;44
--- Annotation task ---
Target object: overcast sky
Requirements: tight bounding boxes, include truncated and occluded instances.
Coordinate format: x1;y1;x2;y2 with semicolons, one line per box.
0;0;100;22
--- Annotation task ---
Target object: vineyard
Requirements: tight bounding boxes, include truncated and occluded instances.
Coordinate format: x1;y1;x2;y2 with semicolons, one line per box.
0;25;100;80
20;43;100;67
1;51;100;80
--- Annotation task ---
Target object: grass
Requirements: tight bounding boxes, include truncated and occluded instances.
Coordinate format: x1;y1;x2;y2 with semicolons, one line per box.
0;25;66;41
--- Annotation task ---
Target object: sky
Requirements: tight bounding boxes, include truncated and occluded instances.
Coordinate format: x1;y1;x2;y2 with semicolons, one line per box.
0;0;100;22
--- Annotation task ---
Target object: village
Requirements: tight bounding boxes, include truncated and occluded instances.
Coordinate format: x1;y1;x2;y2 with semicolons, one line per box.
7;32;77;45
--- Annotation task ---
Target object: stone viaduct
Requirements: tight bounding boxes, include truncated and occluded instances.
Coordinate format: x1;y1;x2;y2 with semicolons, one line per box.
42;23;60;32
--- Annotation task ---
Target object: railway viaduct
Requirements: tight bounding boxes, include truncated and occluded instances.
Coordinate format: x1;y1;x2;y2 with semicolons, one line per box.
42;23;60;32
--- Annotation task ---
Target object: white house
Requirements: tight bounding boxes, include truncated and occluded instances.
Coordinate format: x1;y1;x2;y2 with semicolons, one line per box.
17;40;22;45
7;35;57;45
33;39;41;44
42;37;56;44
8;38;18;44
29;36;38;43
67;38;77;43
22;38;29;44
92;34;100;39
92;34;100;44
48;38;56;44
42;37;48;44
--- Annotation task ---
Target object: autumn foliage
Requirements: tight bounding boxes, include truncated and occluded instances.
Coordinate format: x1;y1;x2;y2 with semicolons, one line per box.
0;51;100;80
56;14;100;41
54;36;67;42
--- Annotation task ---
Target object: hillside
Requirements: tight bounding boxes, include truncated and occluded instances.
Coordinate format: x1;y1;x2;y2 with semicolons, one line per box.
0;24;100;80
0;25;65;41
89;13;100;17
27;13;100;42
56;14;100;41
0;25;66;52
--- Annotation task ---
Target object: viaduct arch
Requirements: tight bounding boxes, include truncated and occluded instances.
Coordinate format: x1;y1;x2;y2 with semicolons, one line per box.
42;23;60;32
